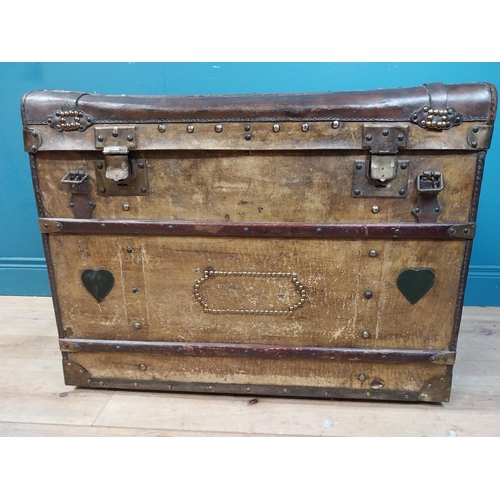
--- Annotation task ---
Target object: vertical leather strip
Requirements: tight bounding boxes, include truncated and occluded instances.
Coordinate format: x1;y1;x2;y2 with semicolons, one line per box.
449;239;472;352
424;82;448;111
469;151;486;222
29;152;65;338
41;233;66;339
486;83;498;125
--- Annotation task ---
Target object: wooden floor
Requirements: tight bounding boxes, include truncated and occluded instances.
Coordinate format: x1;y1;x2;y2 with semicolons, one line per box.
1;296;499;437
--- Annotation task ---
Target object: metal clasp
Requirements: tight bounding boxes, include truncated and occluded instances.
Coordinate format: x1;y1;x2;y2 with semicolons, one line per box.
416;171;444;193
103;146;131;181
412;171;444;223
60;171;95;219
61;171;89;184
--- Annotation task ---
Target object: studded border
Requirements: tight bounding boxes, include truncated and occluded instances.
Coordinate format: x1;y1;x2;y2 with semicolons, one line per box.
194;269;307;315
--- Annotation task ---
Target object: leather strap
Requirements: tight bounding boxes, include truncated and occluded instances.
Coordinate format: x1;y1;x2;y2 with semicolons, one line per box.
424;83;448;111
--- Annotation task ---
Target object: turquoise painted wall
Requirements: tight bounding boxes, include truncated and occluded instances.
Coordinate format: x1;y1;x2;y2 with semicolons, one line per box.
1;62;499;305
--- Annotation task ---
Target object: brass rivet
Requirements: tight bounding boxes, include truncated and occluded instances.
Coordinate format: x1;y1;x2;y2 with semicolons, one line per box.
354;189;361;196
382;129;389;136
371;205;380;214
140;187;147;193
127;135;134;141
368;249;378;258
244;125;251;131
471;141;478;148
133;322;141;329
122;203;130;211
131;287;138;293
245;134;252;141
127;247;133;253
158;124;166;133
399;188;406;196
364;291;373;299
362;331;370;338
301;123;309;132
473;126;479;133
139;364;146;370
332;120;340;129
273;124;281;132
365;134;372;141
99;381;104;386
97;135;104;142
356;163;363;170
112;129;119;137
215;124;223;133
31;145;37;152
187;125;195;133
358;374;367;381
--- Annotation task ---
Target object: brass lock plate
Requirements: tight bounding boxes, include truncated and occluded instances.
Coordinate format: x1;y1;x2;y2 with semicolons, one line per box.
95;159;149;196
352;160;410;198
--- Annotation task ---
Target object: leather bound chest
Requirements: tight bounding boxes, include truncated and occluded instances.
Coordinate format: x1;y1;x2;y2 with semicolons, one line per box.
22;82;497;402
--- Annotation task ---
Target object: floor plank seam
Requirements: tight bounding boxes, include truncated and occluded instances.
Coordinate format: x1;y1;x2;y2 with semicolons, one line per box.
90;391;117;427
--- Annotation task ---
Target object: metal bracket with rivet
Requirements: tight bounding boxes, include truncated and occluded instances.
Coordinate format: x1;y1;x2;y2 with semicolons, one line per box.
467;125;494;149
23;128;43;153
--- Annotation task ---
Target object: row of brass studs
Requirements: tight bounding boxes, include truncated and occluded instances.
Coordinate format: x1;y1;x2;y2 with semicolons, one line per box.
421;108;452;129
193;269;307;315
55;110;83;131
160;121;341;134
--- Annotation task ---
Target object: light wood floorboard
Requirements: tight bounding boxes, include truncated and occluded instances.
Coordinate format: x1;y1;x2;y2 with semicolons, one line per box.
1;296;499;436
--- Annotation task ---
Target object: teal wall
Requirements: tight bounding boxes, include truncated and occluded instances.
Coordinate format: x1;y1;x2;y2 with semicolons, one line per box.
1;62;499;305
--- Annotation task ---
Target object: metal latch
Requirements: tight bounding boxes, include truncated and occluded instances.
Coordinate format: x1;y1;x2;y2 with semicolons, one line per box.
412;171;444;223
61;171;95;219
352;125;409;198
103;146;131;181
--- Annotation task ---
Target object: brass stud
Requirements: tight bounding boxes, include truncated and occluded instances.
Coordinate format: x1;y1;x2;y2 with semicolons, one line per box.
358;374;367;381
362;331;371;338
187;125;195;133
122;203;130;211
369;249;378;257
371;205;380;214
332;120;340;129
158;124;166;133
215;124;223;133
133;322;142;329
301;123;309;132
273;124;281;132
364;291;373;299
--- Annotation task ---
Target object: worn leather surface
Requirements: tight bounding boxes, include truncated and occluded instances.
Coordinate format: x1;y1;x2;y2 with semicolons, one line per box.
22;83;497;124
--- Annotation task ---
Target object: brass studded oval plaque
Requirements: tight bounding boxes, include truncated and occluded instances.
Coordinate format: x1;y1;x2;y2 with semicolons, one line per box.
397;268;435;305
81;269;115;303
194;269;307;315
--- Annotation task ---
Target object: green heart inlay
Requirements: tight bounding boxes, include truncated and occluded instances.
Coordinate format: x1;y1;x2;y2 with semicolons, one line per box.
397;268;435;305
81;269;115;303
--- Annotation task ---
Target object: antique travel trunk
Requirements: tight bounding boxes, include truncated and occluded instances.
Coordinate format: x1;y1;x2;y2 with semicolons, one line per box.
21;82;497;403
